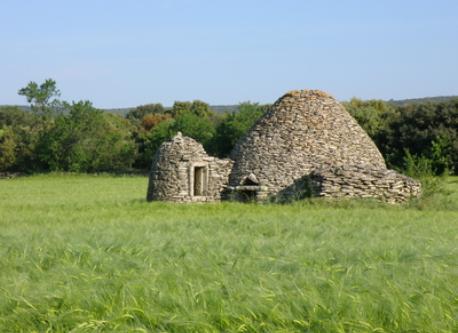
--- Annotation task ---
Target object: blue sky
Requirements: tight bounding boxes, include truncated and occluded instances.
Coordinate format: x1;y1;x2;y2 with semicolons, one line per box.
0;0;457;107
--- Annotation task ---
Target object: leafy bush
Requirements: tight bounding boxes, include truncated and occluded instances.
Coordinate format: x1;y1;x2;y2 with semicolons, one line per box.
0;127;16;171
18;79;62;117
375;100;458;175
402;150;451;209
126;103;165;124
36;101;137;172
344;98;398;138
210;102;268;156
173;111;216;148
141;113;171;131
141;110;217;163
167;100;213;118
0;106;46;172
143;118;176;165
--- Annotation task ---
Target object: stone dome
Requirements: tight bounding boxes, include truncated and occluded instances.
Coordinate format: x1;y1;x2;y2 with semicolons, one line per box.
146;89;420;204
147;132;233;202
228;89;387;196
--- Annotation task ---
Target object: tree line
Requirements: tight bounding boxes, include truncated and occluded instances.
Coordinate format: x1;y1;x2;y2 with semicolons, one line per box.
0;79;456;175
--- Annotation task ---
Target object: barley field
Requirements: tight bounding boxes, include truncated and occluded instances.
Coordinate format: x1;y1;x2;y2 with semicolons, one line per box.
0;174;457;332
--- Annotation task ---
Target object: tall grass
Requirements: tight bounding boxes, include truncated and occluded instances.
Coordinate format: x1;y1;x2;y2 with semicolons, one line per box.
403;151;456;210
0;174;457;332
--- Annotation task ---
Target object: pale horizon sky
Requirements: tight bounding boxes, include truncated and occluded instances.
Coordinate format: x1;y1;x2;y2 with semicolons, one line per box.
0;0;457;108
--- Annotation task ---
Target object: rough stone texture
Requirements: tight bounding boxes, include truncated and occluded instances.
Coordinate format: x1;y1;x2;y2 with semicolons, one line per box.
147;89;421;204
307;166;421;203
146;132;233;202
229;89;388;196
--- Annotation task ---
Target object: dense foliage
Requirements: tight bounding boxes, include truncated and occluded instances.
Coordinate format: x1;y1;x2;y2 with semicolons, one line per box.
1;79;457;175
35;101;137;172
344;98;458;175
210;102;270;157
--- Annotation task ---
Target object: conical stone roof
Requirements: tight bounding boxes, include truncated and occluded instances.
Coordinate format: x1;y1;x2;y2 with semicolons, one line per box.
228;89;387;195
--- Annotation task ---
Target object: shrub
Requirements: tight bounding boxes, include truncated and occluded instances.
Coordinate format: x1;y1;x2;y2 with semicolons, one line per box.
378;100;458;174
126;103;165;124
403;150;449;206
36;101;137;172
0;127;17;171
210;102;268;156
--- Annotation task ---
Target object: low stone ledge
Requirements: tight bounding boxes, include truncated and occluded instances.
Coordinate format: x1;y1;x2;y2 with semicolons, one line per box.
309;166;421;203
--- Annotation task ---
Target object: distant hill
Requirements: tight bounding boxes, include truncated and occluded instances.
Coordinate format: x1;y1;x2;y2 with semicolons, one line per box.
2;96;457;116
387;96;458;106
209;105;239;114
4;105;239;116
103;107;135;116
102;105;239;116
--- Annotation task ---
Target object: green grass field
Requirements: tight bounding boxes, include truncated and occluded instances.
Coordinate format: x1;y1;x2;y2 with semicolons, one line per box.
0;174;457;332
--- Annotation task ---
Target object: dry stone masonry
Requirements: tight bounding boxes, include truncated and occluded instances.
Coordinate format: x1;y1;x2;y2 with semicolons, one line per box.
308;166;421;203
147;89;421;203
146;132;233;202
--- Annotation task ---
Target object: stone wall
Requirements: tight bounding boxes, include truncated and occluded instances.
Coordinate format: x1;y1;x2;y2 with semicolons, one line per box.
146;132;233;202
147;89;421;204
229;89;387;197
308;166;421;203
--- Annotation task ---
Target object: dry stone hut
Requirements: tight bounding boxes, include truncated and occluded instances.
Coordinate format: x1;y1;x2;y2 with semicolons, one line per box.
147;89;421;203
146;132;233;202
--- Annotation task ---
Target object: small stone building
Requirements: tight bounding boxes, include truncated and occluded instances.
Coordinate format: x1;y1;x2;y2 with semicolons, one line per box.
146;132;233;202
147;89;421;203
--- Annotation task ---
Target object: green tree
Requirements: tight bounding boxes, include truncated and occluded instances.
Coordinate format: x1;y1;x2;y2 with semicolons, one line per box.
168;101;191;117
378;99;458;174
127;105;171;170
189;100;213;118
143;119;176;163
92;113;138;172
140;102;218;168
0;127;17;171
126;103;165;124
18;79;62;116
0;106;36;127
168;100;213;118
344;98;398;138
0;106;46;172
141;113;171;131
36;101;137;172
210;102;268;156
173;111;215;148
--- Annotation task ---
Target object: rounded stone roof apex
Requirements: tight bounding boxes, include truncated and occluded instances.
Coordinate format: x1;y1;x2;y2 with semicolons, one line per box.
282;89;333;100
157;132;207;159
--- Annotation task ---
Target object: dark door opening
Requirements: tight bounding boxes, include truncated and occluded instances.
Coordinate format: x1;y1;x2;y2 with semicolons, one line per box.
193;166;205;196
239;189;257;202
242;178;258;186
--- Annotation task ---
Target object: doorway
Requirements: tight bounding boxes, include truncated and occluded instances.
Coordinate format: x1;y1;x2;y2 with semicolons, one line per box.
193;166;206;196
